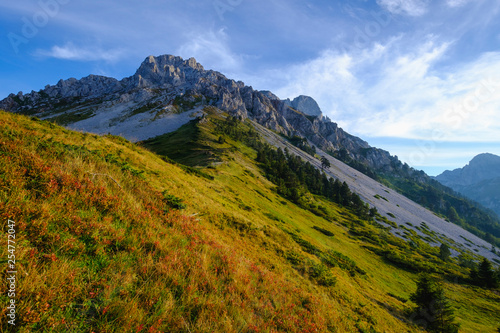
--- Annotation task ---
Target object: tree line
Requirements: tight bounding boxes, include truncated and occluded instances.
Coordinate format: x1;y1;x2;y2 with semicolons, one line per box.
256;145;372;219
216;116;374;220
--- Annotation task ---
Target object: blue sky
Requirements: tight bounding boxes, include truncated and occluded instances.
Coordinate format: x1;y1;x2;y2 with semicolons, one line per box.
1;0;500;175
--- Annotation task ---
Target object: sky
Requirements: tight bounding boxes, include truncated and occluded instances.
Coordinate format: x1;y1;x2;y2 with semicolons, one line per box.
1;0;500;176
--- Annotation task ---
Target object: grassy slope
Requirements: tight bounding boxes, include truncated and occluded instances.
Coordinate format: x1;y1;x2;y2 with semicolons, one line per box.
0;110;499;332
140;119;219;167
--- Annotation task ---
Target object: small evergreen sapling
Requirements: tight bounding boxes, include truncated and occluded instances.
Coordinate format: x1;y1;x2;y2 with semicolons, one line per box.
410;274;459;333
470;258;498;289
439;243;451;261
320;156;331;170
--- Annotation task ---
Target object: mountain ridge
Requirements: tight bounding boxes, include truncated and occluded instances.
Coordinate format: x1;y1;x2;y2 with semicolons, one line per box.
2;54;500;249
2;54;500;331
435;153;500;218
0;54;398;173
436;153;500;186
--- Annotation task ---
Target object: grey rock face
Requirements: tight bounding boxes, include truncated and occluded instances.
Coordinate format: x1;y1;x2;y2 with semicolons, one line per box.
128;55;205;88
259;90;280;100
283;95;323;117
435;153;500;217
0;75;123;114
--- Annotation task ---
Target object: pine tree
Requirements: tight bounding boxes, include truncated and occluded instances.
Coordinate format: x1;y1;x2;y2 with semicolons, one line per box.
320;156;331;170
447;206;460;223
410;274;459;333
439;243;451;261
474;258;498;289
340;181;351;207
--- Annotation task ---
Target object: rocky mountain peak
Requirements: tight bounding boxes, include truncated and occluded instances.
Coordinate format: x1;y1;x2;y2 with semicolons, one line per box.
469;153;500;168
140;55;204;73
284;95;323;117
0;53;403;176
437;153;500;187
259;90;280;100
435;153;500;218
132;55;205;88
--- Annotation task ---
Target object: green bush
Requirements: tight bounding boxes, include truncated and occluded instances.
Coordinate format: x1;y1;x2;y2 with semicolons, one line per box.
312;226;334;237
321;250;366;276
306;260;337;287
162;190;186;210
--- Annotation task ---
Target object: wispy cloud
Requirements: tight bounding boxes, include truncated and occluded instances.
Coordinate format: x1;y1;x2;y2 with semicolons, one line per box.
273;38;500;144
446;0;473;8
34;43;124;62
177;29;249;77
376;0;430;16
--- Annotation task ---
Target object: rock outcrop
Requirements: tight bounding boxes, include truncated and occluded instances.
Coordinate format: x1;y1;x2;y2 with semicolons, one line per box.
283;95;323;117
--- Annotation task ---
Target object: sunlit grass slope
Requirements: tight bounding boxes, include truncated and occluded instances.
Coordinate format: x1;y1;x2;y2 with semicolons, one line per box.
0;110;498;332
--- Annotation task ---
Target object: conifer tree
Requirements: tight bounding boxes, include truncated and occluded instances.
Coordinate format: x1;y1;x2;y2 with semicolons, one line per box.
472;258;499;289
410;274;459;333
320;156;331;170
439;243;451;261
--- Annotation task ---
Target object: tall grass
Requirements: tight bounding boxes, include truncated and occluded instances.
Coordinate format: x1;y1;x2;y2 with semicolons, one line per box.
1;111;498;332
0;112;340;332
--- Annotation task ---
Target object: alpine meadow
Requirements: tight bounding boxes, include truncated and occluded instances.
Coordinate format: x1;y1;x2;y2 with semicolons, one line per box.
1;56;499;332
2;3;500;330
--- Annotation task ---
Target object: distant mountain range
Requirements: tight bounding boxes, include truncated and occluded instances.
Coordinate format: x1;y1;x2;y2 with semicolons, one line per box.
435;153;500;218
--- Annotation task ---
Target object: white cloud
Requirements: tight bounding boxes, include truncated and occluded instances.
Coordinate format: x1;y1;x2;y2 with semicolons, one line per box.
177;29;247;77
272;39;500;145
376;0;429;16
34;43;123;62
446;0;473;8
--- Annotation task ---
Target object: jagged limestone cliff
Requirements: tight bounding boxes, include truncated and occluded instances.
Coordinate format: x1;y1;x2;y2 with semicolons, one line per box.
0;54;399;173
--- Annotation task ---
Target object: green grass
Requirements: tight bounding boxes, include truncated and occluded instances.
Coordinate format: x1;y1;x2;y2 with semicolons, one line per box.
48;108;95;125
1;110;499;332
140;119;214;166
140;112;232;168
374;194;388;202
